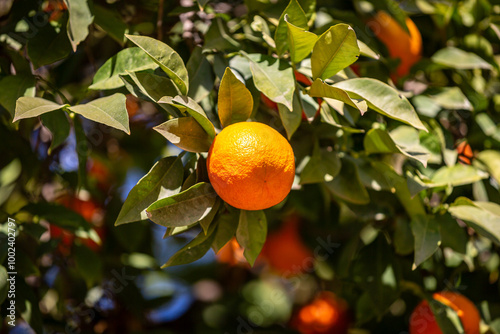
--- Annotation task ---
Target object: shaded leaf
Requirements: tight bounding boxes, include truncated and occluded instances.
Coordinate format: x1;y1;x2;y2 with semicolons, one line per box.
278;90;302;140
154;117;213;152
311;24;360;80
236;210;267;266
41;110;70;154
65;0;94;51
0;266;6;304
115;156;184;225
325;157;369;204
300;145;341;184
162;223;217;268
0;75;36;117
68;93;130;134
218;67;253;128
146;183;217;228
333;78;427;131
126;34;189;95
187;47;215;102
27;24;72;69
212;209;239;253
90;48;158;90
411;215;441;268
93;4;128;45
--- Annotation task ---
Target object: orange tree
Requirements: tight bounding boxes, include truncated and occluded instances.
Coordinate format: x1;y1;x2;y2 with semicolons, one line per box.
1;0;500;333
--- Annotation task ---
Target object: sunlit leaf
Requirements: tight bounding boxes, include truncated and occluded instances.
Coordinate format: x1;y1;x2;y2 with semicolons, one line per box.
153;117;213;152
218;67;253;128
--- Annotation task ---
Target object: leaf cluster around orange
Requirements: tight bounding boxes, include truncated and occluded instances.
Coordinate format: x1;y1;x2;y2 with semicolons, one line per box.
368;11;422;79
207;122;295;211
409;291;481;334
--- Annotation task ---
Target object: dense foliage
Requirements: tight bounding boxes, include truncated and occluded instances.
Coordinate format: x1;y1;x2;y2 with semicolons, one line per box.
1;0;500;333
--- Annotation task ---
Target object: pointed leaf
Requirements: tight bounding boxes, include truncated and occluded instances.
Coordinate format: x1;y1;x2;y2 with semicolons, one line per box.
325;158;369;204
309;79;367;114
477;150;500;184
153;117;213;152
14;97;66;122
126;34;189;95
275;0;308;55
236;210;267;266
448;197;500;245
115;157;184;225
187;47;215;102
162;223;217;268
333;78;427;131
432;47;492;70
159;95;216;138
90;48;158;90
27;24;72;69
65;0;94;51
212;209;239;253
0;75;36;117
286;18;318;63
431;164;488;187
311;24;360;80
199;198;220;235
218;67;253;128
411;215;441;268
300;146;341;184
41;110;71;153
146;182;217;228
68;93;130;134
278;90;302;140
244;52;295;110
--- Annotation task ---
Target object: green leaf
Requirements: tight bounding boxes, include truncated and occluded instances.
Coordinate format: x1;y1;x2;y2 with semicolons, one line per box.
212;210;239;253
430;87;473;111
311;24;360;80
115;156;184;226
431;164;488;187
333;78;427;131
432;47;493;70
325;157;369;204
394;218;414;255
126;34;189;95
146;182;217;228
162;223;217;268
275;0;308;55
73;116;88;189
477;150;500;184
199;197;220;235
286;18;318;63
300;144;341;184
278;90;302;140
187;47;214;102
65;0;94;51
244;52;295;110
439;213;467;254
364;128;430;167
357;40;380;59
41;110;71;154
218;67;253;128
0;75;36;117
14;97;66;122
89;48;158;90
74;244;102;287
159;95;216;138
0;266;7;304
309;79;367;114
429;299;464;334
236;210;267;266
68;93;130;134
27;24;72;69
411;215;441;268
93;4;128;45
448;197;500;245
153;117;213;152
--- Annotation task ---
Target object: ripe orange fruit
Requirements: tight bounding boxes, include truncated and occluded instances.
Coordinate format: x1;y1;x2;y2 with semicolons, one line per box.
207;122;295;210
260;215;313;276
292;292;350;334
367;11;422;79
409;291;480;334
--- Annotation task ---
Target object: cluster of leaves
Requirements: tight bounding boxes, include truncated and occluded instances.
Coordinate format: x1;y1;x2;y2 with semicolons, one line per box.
2;0;500;333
